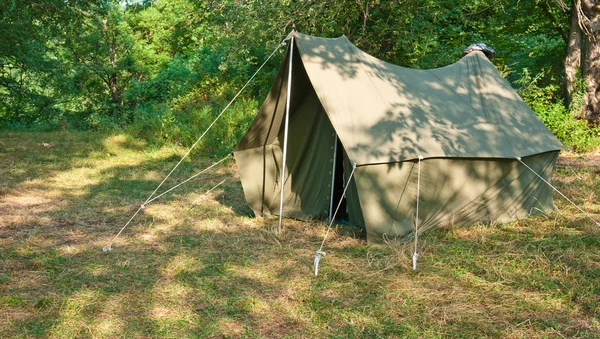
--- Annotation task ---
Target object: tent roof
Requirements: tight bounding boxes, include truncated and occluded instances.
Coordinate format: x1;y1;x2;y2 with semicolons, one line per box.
238;32;566;165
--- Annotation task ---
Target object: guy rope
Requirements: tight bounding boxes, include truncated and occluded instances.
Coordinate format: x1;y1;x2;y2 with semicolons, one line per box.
102;39;287;252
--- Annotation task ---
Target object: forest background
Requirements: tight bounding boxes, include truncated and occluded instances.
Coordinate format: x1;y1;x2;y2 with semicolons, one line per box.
2;0;600;153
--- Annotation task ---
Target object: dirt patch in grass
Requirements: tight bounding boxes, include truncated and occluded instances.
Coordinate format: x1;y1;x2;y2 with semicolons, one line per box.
557;151;600;171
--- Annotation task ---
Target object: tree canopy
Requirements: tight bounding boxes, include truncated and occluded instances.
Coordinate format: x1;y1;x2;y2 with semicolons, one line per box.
1;0;599;151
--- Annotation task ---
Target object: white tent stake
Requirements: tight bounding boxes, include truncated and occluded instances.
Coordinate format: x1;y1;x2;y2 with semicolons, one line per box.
278;36;294;234
315;163;357;276
413;155;423;271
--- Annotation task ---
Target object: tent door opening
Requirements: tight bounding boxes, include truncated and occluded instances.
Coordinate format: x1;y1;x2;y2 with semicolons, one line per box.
330;137;348;222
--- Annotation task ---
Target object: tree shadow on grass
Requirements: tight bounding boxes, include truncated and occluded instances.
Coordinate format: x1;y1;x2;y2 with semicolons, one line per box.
421;214;600;330
4;199;600;337
212;179;254;217
1;131;600;338
0;132;145;191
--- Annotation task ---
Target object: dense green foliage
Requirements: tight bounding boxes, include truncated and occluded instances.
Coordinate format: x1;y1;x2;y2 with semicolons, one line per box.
1;0;598;151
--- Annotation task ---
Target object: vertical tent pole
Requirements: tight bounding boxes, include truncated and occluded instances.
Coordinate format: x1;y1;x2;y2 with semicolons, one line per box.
278;36;294;234
413;155;423;270
328;135;338;223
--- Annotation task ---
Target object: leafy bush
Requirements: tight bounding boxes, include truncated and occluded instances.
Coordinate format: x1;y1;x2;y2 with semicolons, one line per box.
516;69;600;152
126;96;258;156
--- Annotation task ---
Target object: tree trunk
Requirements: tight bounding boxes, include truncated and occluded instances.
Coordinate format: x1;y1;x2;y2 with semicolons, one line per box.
108;74;119;118
565;2;582;105
580;0;600;120
103;18;120;118
582;33;600;120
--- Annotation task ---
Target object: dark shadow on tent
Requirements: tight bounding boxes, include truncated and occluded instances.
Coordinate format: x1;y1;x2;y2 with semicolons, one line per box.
331;138;348;221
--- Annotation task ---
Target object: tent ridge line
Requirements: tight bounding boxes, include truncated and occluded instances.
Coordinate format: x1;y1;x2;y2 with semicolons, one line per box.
294;31;484;73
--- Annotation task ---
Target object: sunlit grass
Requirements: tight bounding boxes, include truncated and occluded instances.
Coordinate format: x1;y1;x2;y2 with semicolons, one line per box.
0;132;599;338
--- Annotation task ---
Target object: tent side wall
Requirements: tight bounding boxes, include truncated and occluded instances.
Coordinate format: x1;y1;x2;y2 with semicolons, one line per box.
354;152;559;243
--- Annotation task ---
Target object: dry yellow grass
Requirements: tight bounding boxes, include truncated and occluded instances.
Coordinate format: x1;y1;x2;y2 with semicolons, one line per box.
0;131;599;338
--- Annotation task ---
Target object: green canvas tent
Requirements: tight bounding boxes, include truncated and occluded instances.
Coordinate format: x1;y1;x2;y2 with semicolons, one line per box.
234;31;566;243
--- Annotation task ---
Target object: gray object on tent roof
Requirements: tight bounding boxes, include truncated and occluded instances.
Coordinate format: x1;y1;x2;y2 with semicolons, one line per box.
463;43;496;59
234;31;566;243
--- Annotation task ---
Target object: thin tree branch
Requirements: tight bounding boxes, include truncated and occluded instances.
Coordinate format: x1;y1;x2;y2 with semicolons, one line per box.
537;2;569;43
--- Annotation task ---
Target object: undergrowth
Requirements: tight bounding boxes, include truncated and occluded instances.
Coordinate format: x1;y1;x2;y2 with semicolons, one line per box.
517;69;600;152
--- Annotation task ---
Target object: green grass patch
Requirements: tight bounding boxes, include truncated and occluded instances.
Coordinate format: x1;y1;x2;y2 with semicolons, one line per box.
0;131;599;338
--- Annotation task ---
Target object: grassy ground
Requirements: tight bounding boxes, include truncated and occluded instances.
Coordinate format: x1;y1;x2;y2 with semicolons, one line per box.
0;131;599;338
